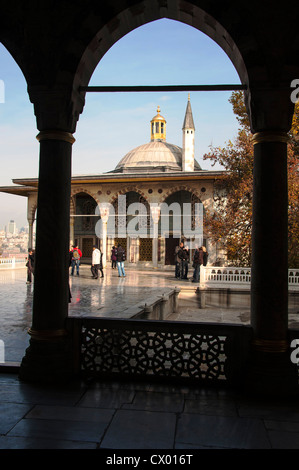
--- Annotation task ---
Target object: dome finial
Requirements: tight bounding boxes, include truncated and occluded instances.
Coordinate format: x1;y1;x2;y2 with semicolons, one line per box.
150;106;166;142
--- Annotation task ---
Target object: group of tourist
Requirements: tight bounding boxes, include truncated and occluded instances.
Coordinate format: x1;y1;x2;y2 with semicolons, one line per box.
91;244;126;279
174;241;208;283
69;243;127;279
27;241;207;287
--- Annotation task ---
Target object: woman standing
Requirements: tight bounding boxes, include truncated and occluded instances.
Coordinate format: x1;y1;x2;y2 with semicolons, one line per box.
111;246;117;269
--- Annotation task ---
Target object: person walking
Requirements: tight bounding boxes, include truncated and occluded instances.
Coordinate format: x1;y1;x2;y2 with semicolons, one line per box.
26;248;35;284
192;246;204;283
71;245;82;276
91;245;103;279
116;243;126;277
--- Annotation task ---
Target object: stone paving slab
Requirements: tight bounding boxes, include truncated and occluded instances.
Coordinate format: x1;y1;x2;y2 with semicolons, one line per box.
8;417;109;444
175;413;271;449
100;409;177;449
0;435;98;449
0;373;299;449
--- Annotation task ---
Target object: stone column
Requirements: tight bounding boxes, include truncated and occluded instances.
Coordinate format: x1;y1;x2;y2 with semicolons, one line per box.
69;215;75;247
19;129;75;382
27;220;34;249
246;130;298;395
151;205;160;268
27;196;36;249
99;205;109;268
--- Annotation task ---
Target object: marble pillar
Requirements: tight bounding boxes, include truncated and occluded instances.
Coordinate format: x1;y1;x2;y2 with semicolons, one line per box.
69;216;75;247
27;220;34;250
99;206;109;268
19;130;75;382
245;130;298;395
151;205;160;268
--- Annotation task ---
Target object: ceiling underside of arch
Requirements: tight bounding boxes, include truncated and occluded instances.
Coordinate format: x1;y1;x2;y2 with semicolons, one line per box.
1;0;298;88
0;0;298;132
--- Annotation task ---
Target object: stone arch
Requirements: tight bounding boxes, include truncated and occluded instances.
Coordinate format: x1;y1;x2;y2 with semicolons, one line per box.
109;186;149;206
161;184;201;202
1;2;297;133
71;188;100;207
160;184;210;212
73;2;249;97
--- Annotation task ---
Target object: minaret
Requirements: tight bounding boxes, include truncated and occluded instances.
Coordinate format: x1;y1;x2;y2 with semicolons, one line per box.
182;94;195;171
150;106;166;141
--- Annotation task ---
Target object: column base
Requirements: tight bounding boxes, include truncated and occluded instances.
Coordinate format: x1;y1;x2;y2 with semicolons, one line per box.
242;347;299;397
19;335;73;384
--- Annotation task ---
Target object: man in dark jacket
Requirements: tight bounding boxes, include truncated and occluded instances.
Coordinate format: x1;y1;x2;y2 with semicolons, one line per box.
177;242;189;279
192;246;203;283
174;242;183;278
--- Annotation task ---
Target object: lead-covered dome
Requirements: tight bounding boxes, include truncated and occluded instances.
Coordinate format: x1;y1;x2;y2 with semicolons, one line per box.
114;141;201;173
115;141;181;173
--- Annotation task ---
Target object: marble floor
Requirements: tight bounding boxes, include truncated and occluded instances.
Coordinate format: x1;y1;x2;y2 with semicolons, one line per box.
1;372;299;450
0;265;298;363
1;266;299;450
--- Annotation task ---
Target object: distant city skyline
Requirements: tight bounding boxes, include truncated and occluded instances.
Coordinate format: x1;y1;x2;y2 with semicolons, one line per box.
0;18;241;228
1;219;29;232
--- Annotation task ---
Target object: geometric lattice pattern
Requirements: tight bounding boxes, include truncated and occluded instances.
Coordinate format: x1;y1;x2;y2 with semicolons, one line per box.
139;238;152;262
80;325;227;382
67;318;253;385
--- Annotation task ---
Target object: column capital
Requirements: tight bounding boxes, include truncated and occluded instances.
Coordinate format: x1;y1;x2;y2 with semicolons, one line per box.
252;338;289;353
99;205;109;224
150;204;161;224
36;130;75;144
252;131;290;145
28;86;85;133
28;328;68;341
245;86;294;134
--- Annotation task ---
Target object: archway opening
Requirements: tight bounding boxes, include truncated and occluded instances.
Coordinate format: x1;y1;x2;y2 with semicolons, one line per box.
73;192;100;260
73;18;243;176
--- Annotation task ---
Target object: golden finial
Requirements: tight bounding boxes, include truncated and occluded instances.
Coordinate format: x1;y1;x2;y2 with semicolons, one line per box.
188;93;190;101
157;106;160;114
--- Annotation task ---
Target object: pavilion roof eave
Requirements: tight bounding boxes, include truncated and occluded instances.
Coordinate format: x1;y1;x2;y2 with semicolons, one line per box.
6;169;225;191
0;185;36;197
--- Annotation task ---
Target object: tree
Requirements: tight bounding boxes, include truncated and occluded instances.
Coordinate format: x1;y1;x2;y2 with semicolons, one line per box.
203;91;299;267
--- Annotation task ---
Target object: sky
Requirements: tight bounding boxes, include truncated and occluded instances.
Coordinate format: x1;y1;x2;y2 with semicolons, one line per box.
0;18;241;230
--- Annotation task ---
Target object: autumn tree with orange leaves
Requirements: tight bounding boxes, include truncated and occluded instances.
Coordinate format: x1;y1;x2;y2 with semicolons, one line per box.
203;91;299;267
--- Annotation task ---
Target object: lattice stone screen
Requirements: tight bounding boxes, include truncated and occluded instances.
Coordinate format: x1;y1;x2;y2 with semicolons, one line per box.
68;318;253;385
139;237;152;262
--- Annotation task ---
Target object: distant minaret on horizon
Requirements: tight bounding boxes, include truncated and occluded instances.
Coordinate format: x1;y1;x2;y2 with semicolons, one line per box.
182;93;195;172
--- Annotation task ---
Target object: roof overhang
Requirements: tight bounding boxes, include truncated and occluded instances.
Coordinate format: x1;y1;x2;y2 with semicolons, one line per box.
0;170;225;197
0;185;36;197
